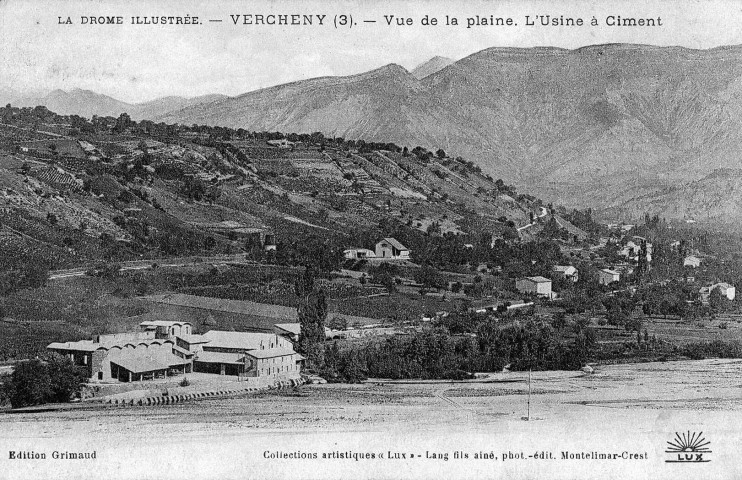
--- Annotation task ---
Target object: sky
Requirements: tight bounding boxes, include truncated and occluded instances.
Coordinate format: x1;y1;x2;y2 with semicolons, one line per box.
2;0;742;103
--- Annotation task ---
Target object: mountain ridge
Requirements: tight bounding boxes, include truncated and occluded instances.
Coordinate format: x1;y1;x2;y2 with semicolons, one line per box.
12;43;742;223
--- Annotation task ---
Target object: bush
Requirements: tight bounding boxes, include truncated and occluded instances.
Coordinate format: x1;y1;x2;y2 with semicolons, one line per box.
179;377;191;387
3;353;85;408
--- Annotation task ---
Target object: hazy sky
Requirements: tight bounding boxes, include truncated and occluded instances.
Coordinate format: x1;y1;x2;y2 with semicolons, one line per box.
2;0;742;103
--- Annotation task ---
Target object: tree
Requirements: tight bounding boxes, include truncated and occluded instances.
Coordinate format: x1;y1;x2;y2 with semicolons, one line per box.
296;266;327;370
4;354;84;408
4;359;52;408
45;353;86;403
414;264;444;290
369;263;399;292
709;287;726;313
327;315;348;331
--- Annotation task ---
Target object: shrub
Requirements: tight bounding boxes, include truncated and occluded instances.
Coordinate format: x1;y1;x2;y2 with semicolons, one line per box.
3;354;85;408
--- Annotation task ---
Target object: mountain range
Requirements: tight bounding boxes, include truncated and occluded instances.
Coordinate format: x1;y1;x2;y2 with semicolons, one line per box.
12;45;742;224
11;89;228;121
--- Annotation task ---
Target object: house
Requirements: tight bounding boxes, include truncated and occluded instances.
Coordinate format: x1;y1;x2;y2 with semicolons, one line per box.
343;248;376;260
47;323;194;383
684;255;702;268
273;323;344;342
515;276;553;298
267;139;294;149
620;241;653;262
192;331;303;378
375;237;410;260
598;269;621;286
553;265;578;282
699;282;736;303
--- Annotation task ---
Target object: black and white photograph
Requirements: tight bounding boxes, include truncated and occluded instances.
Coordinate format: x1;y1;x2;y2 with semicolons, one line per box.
0;0;741;478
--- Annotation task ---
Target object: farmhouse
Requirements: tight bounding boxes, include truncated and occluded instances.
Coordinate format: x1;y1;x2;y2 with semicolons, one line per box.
273;323;344;342
598;269;621;285
684;255;702;268
553;265;578;282
375;237;410;260
343;248;376;260
267;139;294;149
699;282;736;303
515;276;552;298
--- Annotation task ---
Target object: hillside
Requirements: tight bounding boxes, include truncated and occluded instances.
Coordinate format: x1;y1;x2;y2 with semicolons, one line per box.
0;105;537;271
154;44;742;224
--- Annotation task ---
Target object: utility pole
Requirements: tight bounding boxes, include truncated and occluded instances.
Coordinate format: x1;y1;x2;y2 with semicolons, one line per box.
527;369;532;421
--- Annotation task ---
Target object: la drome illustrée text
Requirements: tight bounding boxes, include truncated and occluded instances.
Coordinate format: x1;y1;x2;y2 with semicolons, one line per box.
60;14;662;28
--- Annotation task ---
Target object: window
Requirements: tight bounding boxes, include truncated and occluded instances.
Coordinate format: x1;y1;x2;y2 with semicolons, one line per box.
98;372;103;380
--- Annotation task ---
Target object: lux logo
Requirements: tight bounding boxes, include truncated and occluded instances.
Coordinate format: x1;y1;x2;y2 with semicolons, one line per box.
665;432;711;463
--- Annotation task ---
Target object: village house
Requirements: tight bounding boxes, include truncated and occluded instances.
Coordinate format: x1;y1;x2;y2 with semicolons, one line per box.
699;282;736;303
598;269;621;286
375;237;410;260
620;240;653;262
515;276;553;298
273;323;345;343
684;255;702;268
343;248;376;260
553;265;579;282
267;139;294;149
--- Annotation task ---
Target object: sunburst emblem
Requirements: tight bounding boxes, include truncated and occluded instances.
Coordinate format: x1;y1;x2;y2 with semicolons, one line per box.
666;431;711;453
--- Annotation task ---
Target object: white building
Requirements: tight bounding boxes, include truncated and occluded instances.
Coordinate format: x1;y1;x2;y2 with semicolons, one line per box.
515;276;553;298
700;283;736;303
598;269;621;285
375;237;410;260
683;255;702;268
553;265;579;282
343;248;377;260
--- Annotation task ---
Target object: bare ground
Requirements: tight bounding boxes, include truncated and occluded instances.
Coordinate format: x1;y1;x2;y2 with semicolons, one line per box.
2;358;742;438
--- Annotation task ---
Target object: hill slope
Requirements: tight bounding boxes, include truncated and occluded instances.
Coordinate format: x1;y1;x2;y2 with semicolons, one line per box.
157;44;742;223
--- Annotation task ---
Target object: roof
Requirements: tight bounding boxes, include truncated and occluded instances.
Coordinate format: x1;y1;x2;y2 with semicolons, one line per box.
176;334;210;344
522;276;551;283
110;352;188;373
274;323;301;336
195;351;247;364
246;348;300;360
172;345;194;357
553;265;576;273
378;237;408;251
201;331;284;351
274;323;333;337
144;294;297;321
47;338;172;352
139;320;192;328
47;341;104;352
600;269;620;275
